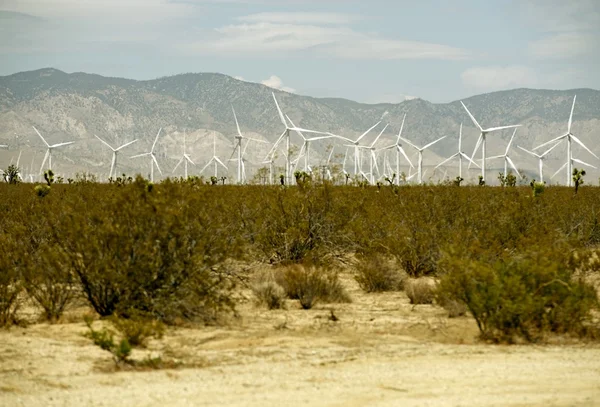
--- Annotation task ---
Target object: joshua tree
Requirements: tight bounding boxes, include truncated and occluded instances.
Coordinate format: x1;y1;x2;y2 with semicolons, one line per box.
2;164;20;184
478;175;485;186
453;176;464;187
573;168;586;194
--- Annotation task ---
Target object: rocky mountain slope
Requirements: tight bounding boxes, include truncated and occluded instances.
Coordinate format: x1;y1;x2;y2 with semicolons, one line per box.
1;68;599;184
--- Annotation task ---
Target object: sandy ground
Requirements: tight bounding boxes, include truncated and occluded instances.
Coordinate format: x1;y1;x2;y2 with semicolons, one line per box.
1;272;600;407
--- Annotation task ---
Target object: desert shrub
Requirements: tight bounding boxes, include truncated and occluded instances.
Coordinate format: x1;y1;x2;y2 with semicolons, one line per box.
57;178;237;324
84;316;132;365
251;271;286;310
111;316;165;348
437;247;599;342
404;278;436;305
275;264;350;309
436;291;468;318
354;254;405;292
0;247;22;327
22;247;77;322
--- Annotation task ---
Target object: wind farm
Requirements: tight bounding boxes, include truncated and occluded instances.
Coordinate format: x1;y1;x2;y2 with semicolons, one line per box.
2;2;600;405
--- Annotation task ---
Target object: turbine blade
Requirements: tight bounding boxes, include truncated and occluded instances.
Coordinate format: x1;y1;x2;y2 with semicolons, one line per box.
272;92;288;128
130;152;151;159
396;114;406;143
49;141;75;148
435;153;459;169
533;134;566;151
484;125;522;132
173;157;184;173
185;155;195;165
572;158;597;169
469;134;483;168
460;152;480;168
398;146;414;168
541;141;561;157
517;145;538;158
568;95;576;134
152;154;162;175
505;128;518;154
33;126;49;147
214;156;228;170
370;124;389;148
398;136;419;151
356;121;381;143
552;162;568;179
571;135;599;160
506;156;521;177
232;105;242;137
151;128;162;153
422;136;446;150
95;135;115;151
460;102;483;131
115;139;139;151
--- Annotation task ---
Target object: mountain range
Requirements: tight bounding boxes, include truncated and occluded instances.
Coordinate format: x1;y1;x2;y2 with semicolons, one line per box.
1;68;599;185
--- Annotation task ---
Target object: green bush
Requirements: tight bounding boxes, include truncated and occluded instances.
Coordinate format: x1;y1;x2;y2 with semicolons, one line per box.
437;247;599;342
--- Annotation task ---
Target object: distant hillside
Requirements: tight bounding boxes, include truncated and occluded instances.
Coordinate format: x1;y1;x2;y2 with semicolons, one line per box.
1;68;599;184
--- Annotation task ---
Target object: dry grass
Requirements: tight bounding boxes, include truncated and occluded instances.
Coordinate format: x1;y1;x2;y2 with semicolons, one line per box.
250;271;287;310
405;278;436;305
354;255;406;292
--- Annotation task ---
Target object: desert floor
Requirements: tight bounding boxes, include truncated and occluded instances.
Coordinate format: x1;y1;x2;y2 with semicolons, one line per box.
1;271;600;407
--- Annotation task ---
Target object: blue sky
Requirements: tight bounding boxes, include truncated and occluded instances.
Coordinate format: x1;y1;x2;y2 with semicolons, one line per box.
0;0;598;103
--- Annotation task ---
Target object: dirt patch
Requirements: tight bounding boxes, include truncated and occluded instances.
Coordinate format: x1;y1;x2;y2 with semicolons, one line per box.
1;271;599;406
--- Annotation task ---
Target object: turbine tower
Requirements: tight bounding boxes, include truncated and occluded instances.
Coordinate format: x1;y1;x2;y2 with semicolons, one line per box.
399;135;446;185
516;142;560;184
130;128;163;183
200;134;228;178
379;114;414;185
95;134;138;180
461;102;521;184
356;124;388;184
287;115;335;174
435;123;479;180
230;106;267;183
172;132;195;179
533;95;598;187
33;126;75;175
487;128;521;179
344;122;381;177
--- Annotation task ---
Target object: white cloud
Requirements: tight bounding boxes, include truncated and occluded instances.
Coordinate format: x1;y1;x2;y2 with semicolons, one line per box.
182;19;470;60
234;75;246;81
237;12;361;25
461;66;538;91
529;32;597;59
261;75;295;93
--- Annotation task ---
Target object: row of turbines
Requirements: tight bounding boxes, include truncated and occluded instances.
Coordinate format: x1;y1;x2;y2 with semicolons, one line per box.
1;94;596;186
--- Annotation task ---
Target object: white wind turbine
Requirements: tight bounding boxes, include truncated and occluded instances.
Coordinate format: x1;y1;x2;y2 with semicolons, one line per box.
487;128;521;179
343;122;381;177
230;106;267;184
287;115;336;174
379;115;414;185
172;132;195;179
435;123;479;181
95;134;138;180
267;92;331;185
551;154;597;182
33;126;75;176
200;134;228;178
356;124;388;184
461;102;521;184
517;142;561;184
130;128;163;183
399;135;446;185
533;95;598;187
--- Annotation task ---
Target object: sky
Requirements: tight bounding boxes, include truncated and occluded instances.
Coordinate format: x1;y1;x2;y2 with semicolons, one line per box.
0;0;598;103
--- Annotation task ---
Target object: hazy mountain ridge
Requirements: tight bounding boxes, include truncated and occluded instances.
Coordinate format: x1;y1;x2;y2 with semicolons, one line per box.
1;68;599;182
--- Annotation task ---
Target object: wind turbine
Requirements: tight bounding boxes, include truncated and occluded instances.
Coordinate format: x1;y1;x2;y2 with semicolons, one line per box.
95;134;138;180
230;106;267;183
461;102;521;184
342;122;381;177
130;128;162;183
267;92;330;185
487;128;521;179
517;142;560;184
533;95;598;187
33;126;75;176
200;134;228;178
379;115;414;185
435;124;479;181
356;124;388;184
287;115;336;174
551;154;597;182
172;132;195;179
399;135;446;185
